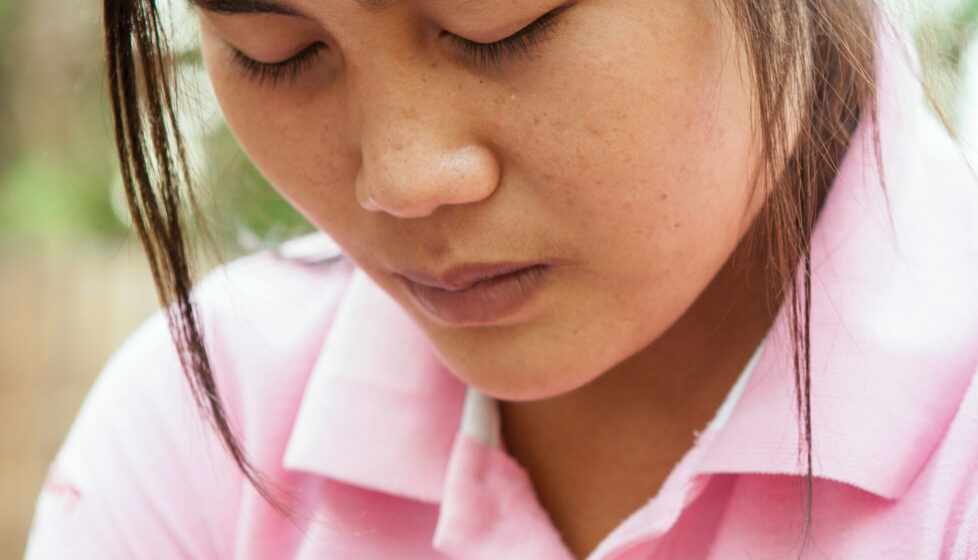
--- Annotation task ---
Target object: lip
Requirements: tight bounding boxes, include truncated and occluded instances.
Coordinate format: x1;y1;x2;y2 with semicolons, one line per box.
396;261;548;291
396;262;551;325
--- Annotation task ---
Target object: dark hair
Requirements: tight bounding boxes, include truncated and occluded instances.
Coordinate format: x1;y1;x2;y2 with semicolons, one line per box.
102;0;880;551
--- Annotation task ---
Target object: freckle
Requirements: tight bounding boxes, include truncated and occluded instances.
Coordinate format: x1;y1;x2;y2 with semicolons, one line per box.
673;222;682;229
425;240;449;261
660;193;668;201
533;117;540;126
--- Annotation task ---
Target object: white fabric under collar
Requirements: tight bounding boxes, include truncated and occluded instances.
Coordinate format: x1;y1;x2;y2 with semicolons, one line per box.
705;339;764;432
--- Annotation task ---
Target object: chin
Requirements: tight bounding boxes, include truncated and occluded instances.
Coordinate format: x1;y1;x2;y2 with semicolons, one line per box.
438;348;602;403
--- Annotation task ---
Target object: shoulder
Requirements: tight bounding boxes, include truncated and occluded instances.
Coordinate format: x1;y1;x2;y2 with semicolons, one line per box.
25;233;355;558
912;360;978;558
188;231;356;443
194;232;354;360
906;110;978;256
196;231;353;324
96;230;357;449
901;115;978;554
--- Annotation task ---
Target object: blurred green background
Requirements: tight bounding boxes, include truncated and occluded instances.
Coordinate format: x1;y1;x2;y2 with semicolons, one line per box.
0;3;314;249
0;0;976;557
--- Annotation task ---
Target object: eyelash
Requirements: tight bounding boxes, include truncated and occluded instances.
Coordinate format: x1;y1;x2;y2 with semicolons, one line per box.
229;42;328;86
444;8;563;72
228;8;564;85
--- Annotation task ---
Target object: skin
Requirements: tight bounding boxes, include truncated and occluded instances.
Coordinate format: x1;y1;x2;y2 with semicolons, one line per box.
196;0;773;556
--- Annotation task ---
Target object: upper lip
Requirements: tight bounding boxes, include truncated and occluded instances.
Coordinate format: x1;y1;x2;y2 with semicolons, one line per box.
395;261;546;291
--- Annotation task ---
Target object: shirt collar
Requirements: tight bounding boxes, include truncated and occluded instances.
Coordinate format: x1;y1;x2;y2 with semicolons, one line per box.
696;24;978;498
282;266;466;503
282;25;978;503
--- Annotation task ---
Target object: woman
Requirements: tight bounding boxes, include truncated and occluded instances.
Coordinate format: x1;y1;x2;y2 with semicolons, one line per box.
25;0;978;558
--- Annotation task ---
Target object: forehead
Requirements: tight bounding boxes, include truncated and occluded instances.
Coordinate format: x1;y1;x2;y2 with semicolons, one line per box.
187;0;530;15
189;0;549;40
188;0;399;16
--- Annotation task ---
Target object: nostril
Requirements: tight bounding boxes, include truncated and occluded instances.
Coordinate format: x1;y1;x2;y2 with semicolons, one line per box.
356;188;382;212
355;177;439;218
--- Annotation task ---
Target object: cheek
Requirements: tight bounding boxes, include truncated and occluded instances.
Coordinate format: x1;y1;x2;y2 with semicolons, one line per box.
439;7;759;398
200;32;359;237
518;16;756;274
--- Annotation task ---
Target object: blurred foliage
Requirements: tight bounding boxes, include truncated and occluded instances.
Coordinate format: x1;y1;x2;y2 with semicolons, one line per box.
0;155;120;238
0;0;975;249
0;0;312;251
0;2;18;172
200;123;315;248
0;0;126;241
915;0;978;125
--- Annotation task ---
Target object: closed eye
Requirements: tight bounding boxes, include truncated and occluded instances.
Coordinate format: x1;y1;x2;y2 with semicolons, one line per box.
442;7;565;72
228;42;328;86
225;6;565;86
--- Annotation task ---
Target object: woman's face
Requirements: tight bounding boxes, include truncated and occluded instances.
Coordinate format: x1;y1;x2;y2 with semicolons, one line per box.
196;0;761;400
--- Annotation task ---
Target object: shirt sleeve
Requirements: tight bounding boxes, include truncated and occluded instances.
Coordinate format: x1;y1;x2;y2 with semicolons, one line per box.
23;312;244;560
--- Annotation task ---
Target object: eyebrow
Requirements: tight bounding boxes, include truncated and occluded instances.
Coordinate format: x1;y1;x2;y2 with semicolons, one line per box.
188;0;401;16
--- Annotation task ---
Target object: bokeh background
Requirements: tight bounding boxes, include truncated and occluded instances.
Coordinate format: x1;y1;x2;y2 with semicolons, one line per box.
1;0;976;557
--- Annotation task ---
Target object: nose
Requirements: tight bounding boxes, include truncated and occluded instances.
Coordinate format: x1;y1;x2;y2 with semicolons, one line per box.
355;138;499;218
352;74;500;218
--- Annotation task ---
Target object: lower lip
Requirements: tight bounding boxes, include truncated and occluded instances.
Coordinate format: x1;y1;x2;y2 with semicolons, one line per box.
402;265;550;325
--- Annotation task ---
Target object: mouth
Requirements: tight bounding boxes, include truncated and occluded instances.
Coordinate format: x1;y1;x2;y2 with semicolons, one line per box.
395;262;552;325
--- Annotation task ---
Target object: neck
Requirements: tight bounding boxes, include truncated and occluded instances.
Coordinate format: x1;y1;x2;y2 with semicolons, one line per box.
498;242;775;559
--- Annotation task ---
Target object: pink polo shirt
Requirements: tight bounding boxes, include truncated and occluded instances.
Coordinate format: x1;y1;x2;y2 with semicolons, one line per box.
25;25;978;560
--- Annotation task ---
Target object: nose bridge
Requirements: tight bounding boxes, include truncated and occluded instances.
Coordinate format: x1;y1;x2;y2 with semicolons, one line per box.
361;76;443;164
350;54;499;218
